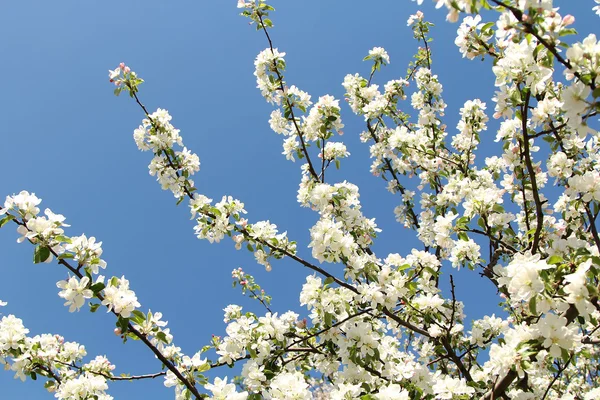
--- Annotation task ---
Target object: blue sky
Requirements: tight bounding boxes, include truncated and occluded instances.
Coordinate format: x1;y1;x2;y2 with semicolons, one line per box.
0;1;598;398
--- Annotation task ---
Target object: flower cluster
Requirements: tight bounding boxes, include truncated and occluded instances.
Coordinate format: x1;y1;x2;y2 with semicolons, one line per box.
0;313;114;399
108;62;143;97
0;191;203;397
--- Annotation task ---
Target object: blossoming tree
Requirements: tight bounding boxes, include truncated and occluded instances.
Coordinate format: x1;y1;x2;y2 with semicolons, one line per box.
2;0;600;399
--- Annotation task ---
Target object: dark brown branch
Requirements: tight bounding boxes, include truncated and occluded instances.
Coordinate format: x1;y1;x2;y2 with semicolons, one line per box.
585;205;600;255
541;355;573;400
520;90;544;254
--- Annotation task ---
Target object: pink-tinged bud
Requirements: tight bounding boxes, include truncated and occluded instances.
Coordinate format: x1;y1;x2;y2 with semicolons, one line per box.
265;264;272;272
521;14;530;23
447;9;459;23
240;280;247;285
114;328;122;335
296;318;307;329
124;66;131;74
119;62;125;69
338;130;344;136
562;15;575;26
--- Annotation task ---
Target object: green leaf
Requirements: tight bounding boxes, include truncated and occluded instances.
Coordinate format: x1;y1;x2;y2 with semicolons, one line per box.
397;264;411;271
131;310;146;324
529;295;537;315
90;282;106;294
156;331;168;343
481;22;495;32
561;347;571;363
324;277;335;286
117;316;129;334
0;214;15;228
89;303;101;313
325;312;333;327
558;28;577;37
33;246;51;264
547;255;563;265
54;235;71;243
477;217;486;230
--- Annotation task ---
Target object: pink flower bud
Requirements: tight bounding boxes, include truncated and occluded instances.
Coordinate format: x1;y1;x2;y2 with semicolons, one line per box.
114;328;122;335
562;15;575;26
296;318;307;329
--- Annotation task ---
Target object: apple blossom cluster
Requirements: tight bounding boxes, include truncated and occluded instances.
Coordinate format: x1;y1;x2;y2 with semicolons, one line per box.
108;62;143;98
0;192;120;315
231;268;272;308
0;191;208;398
211;306;306;396
112;65;299;273
455;15;494;60
133;107;199;199
242;2;352;180
301;95;345;142
300;181;381;276
0;313;114;399
452;99;488;156
189;194;297;271
336;2;600;399
254;48;287;105
242;3;600;398
258;49;347;171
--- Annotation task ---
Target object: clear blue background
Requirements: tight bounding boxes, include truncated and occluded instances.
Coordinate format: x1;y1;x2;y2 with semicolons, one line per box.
0;1;597;398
